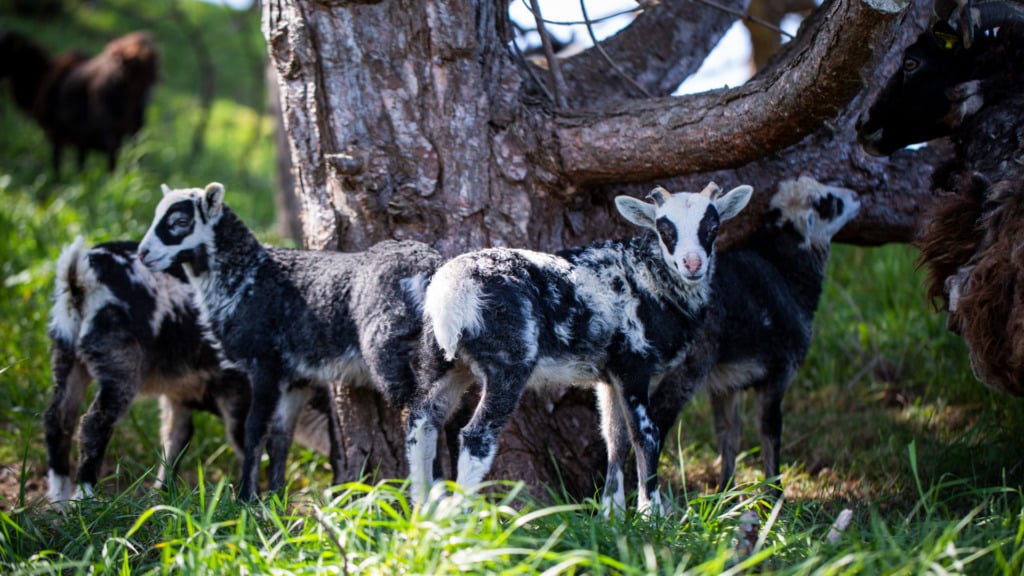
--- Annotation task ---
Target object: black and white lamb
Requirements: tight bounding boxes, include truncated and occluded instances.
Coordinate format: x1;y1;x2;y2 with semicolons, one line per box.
406;182;753;515
651;176;860;493
137;182;444;501
45;237;333;507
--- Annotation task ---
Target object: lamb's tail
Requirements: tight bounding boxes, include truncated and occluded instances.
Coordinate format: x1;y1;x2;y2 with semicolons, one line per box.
49;236;92;345
422;264;486;362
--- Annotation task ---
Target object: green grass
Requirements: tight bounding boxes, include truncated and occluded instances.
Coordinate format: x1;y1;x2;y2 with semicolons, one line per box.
3;0;1024;573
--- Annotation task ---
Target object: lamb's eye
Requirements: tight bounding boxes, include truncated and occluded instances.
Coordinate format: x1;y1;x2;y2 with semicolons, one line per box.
170;214;191;231
903;57;918;73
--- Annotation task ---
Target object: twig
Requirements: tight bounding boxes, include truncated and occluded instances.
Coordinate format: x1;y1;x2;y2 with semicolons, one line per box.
312;507;349;576
693;0;797;39
510;34;557;104
579;0;654;98
528;0;569;109
518;0;643;26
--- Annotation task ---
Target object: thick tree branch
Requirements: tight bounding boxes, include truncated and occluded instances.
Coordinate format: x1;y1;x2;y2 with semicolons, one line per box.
550;0;908;186
556;0;744;105
580;0;940;249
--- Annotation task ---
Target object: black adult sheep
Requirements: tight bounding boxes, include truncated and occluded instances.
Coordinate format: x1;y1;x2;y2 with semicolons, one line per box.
857;0;1024;396
0;29;159;175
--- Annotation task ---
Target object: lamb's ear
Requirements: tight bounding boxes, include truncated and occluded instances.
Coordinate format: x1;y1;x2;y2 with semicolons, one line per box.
714;185;753;221
160;183;172;196
202;182;225;221
615;195;657;230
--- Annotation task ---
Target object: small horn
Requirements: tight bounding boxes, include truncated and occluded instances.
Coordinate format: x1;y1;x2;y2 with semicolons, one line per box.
647;186;672;207
699;181;722;199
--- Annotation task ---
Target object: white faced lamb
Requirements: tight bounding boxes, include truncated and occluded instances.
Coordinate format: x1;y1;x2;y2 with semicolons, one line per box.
651;176;860;493
45;237;335;507
406;182;752;515
138;182;444;501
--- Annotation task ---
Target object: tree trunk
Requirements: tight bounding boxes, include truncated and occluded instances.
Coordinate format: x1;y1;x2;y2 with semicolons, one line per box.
262;0;925;500
267;61;302;245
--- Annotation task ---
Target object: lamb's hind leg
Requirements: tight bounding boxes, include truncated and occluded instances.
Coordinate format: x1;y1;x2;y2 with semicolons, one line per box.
266;384;311;494
622;387;662;515
453;363;533;491
155;396;193;491
45;343;90;506
406;367;472;505
711;388;742;491
323;382;346;485
75;344;144;498
756;373;790;496
596;384;631;517
238;368;284;502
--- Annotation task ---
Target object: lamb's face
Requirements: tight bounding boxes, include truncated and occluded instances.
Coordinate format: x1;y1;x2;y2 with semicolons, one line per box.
770;176;860;248
616;183;753;283
138;183;224;271
653;193;720;282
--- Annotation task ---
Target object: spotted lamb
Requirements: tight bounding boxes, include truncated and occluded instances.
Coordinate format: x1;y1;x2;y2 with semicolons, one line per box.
44;237;336;507
652;176;860;493
137;182;443;501
406;182;753;515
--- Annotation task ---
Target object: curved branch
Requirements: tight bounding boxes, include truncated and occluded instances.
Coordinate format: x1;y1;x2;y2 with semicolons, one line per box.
550;0;909;186
580;0;940;250
557;0;744;105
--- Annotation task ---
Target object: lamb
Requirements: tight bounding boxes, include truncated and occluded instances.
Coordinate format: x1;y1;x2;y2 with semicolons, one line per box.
137;182;444;501
0;29;158;174
857;1;1024;396
406;182;753;515
45;237;336;506
650;176;860;493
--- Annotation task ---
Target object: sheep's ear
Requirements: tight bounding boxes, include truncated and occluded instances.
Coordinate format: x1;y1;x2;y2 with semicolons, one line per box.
615;195;657;230
160;183;172;196
202;182;225;220
714;185;753;222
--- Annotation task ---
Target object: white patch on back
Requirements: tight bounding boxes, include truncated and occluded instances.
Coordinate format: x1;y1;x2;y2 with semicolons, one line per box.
424;262;486;361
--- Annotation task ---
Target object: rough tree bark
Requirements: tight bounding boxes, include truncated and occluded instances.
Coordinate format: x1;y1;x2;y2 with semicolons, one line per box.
261;0;936;501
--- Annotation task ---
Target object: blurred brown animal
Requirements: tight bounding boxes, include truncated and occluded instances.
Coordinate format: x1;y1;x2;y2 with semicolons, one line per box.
0;29;159;175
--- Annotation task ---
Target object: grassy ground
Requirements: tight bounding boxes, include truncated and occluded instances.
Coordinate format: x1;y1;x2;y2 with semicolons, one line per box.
3;1;1024;574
